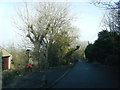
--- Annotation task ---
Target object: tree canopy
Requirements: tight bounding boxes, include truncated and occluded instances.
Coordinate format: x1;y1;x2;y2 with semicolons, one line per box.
85;30;120;65
14;2;78;70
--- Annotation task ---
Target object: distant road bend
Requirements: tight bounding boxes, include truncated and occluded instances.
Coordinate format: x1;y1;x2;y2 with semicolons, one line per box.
53;60;119;88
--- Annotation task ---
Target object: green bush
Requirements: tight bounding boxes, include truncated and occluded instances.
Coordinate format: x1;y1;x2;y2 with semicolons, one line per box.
59;59;67;65
2;70;17;86
32;64;41;72
2;68;27;86
85;30;120;65
105;55;119;65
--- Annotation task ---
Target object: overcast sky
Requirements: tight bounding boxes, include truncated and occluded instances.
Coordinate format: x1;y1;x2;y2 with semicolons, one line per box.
0;0;106;48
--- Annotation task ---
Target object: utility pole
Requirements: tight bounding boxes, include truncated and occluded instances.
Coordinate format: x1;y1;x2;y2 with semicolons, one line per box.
26;49;30;64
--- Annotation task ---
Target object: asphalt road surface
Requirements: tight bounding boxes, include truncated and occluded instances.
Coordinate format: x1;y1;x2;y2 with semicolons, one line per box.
53;60;119;88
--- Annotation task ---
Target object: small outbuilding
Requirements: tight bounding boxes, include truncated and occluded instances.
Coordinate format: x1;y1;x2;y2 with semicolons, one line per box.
0;47;12;70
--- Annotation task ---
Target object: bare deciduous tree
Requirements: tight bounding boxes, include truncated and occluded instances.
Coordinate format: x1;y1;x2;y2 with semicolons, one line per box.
14;2;77;70
92;0;120;33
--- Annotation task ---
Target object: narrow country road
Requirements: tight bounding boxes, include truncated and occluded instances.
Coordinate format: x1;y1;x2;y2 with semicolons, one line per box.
53;60;119;88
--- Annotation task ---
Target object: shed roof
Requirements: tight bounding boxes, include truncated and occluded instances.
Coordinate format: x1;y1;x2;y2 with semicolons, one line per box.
0;46;12;58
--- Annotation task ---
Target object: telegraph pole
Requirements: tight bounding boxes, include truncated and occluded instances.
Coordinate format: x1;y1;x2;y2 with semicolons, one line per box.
26;49;30;64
